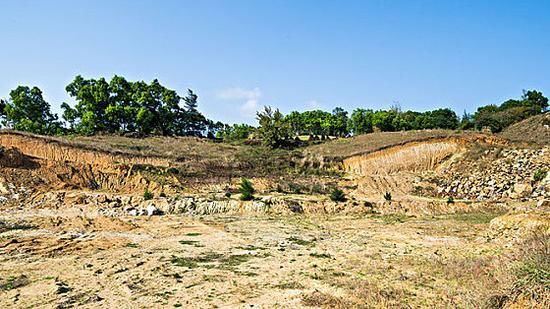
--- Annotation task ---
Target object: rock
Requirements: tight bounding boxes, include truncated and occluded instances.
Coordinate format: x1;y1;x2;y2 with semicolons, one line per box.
0;196;8;204
0;182;10;194
55;281;71;294
146;205;161;216
514;182;533;197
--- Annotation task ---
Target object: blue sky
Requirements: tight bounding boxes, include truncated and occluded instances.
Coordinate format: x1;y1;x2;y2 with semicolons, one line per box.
1;0;549;124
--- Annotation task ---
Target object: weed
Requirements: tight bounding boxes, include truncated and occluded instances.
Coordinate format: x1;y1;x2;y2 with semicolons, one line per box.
288;236;316;246
329;187;346;202
143;189;154;200
126;243;140;248
447;196;455;204
383;191;392;201
185;232;201;236
533;168;548;182
179;240;200;245
310;252;332;259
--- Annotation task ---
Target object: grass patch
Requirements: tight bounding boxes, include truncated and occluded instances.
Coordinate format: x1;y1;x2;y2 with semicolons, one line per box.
125;243;140;248
0;275;29;291
372;214;409;224
439;212;504;224
235;245;265;251
274;281;304;289
179;240;200;246
171;252;260;271
185;232;201;237
310;252;332;259
288;236;316;246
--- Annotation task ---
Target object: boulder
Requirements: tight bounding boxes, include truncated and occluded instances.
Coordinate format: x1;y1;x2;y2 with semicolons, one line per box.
146;205;161;216
513;182;533;197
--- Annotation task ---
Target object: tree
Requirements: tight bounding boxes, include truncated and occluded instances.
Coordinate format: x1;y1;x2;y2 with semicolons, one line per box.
348;108;374;135
0;99;7;126
239;178;255;201
4;86;61;135
179;89;207;136
332;107;349;136
522;89;548;112
256;106;290;148
217;123;255;141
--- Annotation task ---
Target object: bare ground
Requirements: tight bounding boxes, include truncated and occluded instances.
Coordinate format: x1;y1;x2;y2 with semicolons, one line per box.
0;206;533;308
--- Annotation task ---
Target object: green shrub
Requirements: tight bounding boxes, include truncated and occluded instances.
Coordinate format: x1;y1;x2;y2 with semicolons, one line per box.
447;197;455;204
276;184;284;193
225;192;232;198
383;192;392;201
311;183;323;194
239;178;255;201
329;188;346;202
288;182;303;194
533;169;548;182
143;189;154;200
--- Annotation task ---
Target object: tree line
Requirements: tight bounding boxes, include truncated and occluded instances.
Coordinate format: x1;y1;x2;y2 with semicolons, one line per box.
0;77;547;146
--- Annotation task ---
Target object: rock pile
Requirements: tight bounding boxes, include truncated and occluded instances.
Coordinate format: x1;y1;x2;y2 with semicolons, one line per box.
435;147;549;201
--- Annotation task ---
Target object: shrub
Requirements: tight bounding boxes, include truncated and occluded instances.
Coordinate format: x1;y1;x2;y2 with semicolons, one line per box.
276;184;284;193
329;188;346;202
383;192;392;201
311;183;323;194
364;201;374;208
239;178;255;201
143;189;154;200
159;192;167;198
288;182;303;194
225;192;232;198
533;169;548;182
447;197;455;204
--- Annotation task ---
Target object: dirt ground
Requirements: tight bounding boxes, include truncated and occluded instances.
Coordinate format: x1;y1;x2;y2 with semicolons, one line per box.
0;205;524;309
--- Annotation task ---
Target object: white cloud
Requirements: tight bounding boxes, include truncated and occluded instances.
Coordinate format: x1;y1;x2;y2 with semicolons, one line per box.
306;100;321;110
217;87;262;115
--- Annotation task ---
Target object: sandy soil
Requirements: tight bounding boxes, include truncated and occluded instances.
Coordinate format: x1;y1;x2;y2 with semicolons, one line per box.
0;206;511;308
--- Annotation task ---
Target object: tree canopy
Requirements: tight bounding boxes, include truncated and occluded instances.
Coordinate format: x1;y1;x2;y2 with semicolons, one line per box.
0;78;546;145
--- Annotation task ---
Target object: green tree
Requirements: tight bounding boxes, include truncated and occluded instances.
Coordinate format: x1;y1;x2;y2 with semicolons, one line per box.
348;108;374;135
331;107;349;136
256;106;290;148
179;89;207;136
4;86;61;135
239;178;255;201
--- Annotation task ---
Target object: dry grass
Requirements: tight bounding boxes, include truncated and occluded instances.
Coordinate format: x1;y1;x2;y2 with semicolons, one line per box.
303;130;469;159
500;112;550;144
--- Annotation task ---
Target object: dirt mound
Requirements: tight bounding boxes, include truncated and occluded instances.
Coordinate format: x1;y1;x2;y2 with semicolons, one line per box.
500;112;550;144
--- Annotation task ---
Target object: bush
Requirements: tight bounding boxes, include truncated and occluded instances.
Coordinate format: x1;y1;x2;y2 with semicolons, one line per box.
225;192;232;198
329;188;346;202
143;189;154;200
311;183;323;194
533;169;548;182
276;184;284;193
239;178;255;201
159;192;167;198
383;192;392;201
447;197;454;204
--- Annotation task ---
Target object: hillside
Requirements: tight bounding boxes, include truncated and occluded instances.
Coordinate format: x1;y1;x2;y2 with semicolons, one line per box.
0;129;548;308
500;112;550;144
